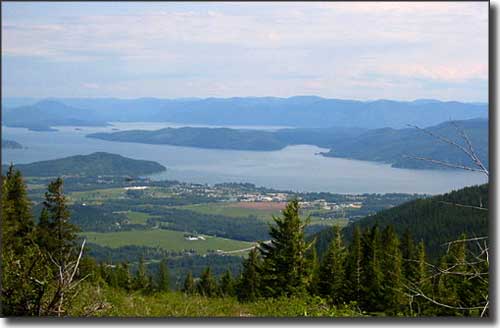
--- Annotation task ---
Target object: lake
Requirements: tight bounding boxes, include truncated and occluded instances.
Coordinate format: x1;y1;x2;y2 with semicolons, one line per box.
1;122;488;194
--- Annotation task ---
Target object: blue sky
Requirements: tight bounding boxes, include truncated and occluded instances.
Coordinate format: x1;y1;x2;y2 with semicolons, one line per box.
1;2;488;101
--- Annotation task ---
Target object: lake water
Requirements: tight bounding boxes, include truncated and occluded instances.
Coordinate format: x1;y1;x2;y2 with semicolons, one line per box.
1;122;488;194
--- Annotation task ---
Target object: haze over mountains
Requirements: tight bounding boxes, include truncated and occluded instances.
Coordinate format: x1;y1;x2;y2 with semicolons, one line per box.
2;96;488;131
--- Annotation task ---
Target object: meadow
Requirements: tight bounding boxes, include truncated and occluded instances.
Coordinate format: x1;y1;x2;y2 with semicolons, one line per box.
82;229;254;254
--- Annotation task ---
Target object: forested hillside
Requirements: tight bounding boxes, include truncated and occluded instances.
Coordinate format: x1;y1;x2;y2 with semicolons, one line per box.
314;184;488;260
2;152;166;177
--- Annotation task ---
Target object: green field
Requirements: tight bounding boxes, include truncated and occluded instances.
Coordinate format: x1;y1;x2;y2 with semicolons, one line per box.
82;229;254;254
177;203;282;221
179;203;349;227
69;187;127;204
121;211;154;225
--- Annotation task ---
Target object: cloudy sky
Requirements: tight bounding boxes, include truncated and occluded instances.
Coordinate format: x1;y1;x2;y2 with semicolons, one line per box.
2;2;488;101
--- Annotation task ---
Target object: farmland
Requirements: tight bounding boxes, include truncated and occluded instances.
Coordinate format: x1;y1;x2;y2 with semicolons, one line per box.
82;229;254;255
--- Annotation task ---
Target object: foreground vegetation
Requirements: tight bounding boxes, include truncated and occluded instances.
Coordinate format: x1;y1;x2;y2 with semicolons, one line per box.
1;166;489;317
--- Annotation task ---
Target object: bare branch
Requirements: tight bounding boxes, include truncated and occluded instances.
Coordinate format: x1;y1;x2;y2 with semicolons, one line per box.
437;201;488;211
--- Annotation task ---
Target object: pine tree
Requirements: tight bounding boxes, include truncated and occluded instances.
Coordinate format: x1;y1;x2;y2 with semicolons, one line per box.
401;229;418;282
134;256;149;290
307;246;321;296
381;225;404;314
39;178;79;266
219;270;235;297
157;258;170;292
1;166;48;316
182;271;195;295
258;199;314;297
360;225;384;312
116;262;132;291
197;267;217;297
236;248;261;302
318;225;347;304
1;165;34;252
345;225;363;303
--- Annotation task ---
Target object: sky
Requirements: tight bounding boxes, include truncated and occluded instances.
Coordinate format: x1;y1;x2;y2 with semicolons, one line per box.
1;1;489;101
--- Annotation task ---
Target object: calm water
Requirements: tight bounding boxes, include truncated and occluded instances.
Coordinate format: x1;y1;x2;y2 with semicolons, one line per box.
2;122;487;194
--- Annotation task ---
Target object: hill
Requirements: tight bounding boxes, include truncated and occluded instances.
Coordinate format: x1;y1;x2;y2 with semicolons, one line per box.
2;100;108;131
87;119;487;170
2;139;23;149
2;152;166;177
4;96;488;129
88;127;288;151
313;184;489;260
322;118;488;170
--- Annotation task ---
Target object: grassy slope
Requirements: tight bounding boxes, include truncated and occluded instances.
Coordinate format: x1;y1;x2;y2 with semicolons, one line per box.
80;287;362;317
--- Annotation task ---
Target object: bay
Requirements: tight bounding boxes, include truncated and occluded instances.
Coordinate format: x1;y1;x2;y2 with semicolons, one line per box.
1;122;487;194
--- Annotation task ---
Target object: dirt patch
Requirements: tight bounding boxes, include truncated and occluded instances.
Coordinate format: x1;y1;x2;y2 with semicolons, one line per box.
228;202;287;210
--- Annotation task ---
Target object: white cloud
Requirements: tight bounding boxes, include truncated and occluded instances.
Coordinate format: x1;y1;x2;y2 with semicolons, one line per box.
1;2;488;100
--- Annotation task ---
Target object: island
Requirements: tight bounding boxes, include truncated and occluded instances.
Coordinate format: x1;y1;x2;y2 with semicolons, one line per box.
2;152;166;177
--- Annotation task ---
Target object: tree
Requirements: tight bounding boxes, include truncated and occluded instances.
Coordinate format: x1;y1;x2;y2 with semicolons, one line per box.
258;199;314;297
401;229;418;283
381;225;404;314
196;267;217;297
157;258;170;292
360;225;384;312
345;225;363;303
182;271;195;295
133;256;149;290
219;270;235;297
318;225;346;304
236;248;261;302
38;178;79;267
2;165;34;252
1;166;50;316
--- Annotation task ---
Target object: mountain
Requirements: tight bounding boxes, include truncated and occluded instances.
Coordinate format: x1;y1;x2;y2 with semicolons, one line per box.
2;100;108;131
313;184;488;261
322;118;488;170
2;139;23;149
5;96;487;129
2;152;166;177
87;118;487;170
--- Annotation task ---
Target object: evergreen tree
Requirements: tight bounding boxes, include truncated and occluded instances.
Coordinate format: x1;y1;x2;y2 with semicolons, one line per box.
2;165;34;252
219;270;235;297
401;229;418;283
39;178;79;266
196;267;217;297
116;262;132;291
236;248;261;302
345;225;363;303
157;258;170;292
318;225;347;304
1;166;48;316
360;225;384;312
258;199;313;297
182;271;195;295
134;256;149;290
307;246;321;296
381;225;404;314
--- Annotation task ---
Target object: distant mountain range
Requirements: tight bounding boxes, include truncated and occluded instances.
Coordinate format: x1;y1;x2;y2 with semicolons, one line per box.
2;152;166;177
2;97;488;130
87;118;488;170
2;100;109;131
